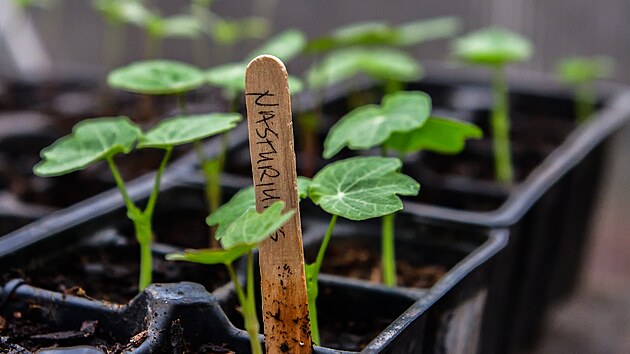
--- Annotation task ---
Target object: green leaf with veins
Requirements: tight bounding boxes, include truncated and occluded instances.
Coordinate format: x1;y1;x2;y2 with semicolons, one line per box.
33;117;141;177
138;113;242;149
453;27;532;66
108;60;204;95
165;244;253;265
248;29;306;62
556;56;614;85
219;201;294;249
324;91;431;158
385;116;482;155
308;157;419;220
306;47;422;89
206;63;303;95
207;177;311;240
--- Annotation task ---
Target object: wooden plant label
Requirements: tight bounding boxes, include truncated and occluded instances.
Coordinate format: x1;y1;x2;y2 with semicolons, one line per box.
245;55;313;354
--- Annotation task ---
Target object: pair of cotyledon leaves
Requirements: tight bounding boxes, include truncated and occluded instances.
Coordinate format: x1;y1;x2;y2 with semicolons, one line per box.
556;56;614;86
33;114;241;177
453;27;532;67
307;17;459;53
107;29;306;97
305;17;459;89
323;91;482;159
169;156;419;265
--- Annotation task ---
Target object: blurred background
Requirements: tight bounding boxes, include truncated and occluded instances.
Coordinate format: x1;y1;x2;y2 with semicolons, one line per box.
1;1;630;352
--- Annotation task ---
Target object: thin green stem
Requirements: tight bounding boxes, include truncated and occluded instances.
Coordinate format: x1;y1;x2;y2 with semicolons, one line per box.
106;156;136;213
307;214;338;345
381;213;396;287
226;256;262;354
384;79;403;95
226;263;247;306
575;83;596;124
491;66;513;184
144;147;173;216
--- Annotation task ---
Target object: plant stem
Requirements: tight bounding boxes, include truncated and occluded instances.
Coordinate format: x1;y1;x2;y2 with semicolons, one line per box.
381;213;396;287
384;79;403;95
227;254;262;354
575;83;595;124
105;148;173;291
307;214;338;345
491;66;513;184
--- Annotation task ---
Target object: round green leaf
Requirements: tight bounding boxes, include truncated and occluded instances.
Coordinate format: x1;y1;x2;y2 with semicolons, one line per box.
453;27;532;66
395;17;460;46
138;113;242;149
307;22;398;53
248;29;307;62
34;117;141;177
160;15;204;38
219;201;295;249
207;177;311;240
309;157;419;220
556;56;614;85
107;60;204;95
324;91;431;158
306;48;422;89
385;116;482;155
94;0;152;25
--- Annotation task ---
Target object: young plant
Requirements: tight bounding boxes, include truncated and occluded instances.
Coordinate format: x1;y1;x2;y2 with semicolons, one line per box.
556;56;614;123
207;157;418;344
33;113;241;291
166;201;294;354
323;91;481;287
107;59;231;220
453;27;532;184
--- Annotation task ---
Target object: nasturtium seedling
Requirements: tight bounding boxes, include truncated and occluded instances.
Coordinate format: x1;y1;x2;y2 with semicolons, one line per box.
206;29;307;99
207;176;311;240
323;91;431;158
34;113;242;292
145;14;203;39
107;60;205;95
306;17;459;53
453;27;532;66
453;26;533;184
385;116;483;155
306;47;422;89
556;56;614;123
167;201;294;354
305;156;419;343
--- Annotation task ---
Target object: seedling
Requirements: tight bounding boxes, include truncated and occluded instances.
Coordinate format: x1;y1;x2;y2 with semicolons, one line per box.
208;157;419;344
453;27;532;184
33;113;241;291
206;29;306;103
306;17;459;54
167;201;294;354
323;91;480;287
204;32;305;216
107;59;233;223
556;56;614;123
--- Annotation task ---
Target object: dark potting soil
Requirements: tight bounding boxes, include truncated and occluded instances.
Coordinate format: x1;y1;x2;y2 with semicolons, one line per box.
0;314;142;353
318;240;446;289
4;241;229;304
